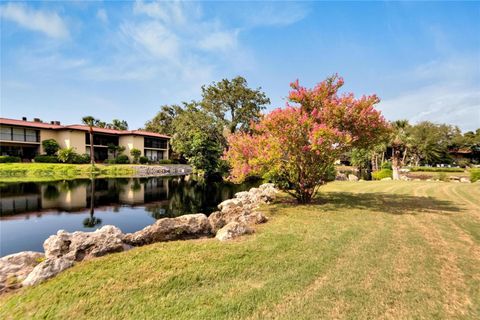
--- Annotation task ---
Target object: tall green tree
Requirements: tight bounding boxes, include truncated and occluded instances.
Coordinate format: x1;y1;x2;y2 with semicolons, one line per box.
408;121;461;165
201;76;270;134
110;119;128;130
144;104;183;135
82;116;98;164
171;103;225;178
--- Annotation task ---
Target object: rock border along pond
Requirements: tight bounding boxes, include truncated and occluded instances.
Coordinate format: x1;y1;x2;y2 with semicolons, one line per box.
0;183;278;293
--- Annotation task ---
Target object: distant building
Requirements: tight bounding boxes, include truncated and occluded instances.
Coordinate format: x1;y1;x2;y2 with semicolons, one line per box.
0;117;170;162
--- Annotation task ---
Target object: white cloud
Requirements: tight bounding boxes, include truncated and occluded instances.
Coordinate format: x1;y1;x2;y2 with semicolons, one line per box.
379;57;480;131
133;0;191;26
0;2;69;39
121;21;179;60
243;3;308;27
198;30;238;51
380;85;480;131
96;8;108;24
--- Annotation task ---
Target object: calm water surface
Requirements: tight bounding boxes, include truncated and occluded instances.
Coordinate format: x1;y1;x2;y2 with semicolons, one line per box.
0;176;259;256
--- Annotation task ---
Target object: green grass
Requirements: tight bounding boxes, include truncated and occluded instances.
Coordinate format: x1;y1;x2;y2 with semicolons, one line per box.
0;163;135;182
1;181;479;319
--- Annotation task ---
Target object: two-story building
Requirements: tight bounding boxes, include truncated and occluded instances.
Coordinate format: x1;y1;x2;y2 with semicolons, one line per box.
0;117;170;162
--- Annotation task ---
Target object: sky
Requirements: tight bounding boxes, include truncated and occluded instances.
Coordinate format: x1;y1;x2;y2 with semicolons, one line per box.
1;1;479;131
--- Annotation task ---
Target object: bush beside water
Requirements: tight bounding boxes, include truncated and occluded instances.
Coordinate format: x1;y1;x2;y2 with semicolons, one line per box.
34;155;59;163
0;156;21;163
372;169;393;180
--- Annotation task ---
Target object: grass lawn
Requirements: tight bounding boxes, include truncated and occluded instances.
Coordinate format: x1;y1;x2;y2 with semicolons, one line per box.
1;181;479;319
0;163;135;182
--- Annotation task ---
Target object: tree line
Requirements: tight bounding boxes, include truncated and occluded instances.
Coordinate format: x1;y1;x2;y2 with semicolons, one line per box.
142;75;479;203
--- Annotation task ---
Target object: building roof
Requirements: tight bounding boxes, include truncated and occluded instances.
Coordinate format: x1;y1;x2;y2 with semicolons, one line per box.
0;118;170;139
0;117;64;129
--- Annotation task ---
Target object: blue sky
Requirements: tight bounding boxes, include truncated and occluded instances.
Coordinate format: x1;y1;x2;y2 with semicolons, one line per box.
1;1;479;131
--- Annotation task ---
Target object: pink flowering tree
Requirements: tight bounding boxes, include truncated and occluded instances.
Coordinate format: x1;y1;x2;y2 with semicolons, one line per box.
224;75;390;203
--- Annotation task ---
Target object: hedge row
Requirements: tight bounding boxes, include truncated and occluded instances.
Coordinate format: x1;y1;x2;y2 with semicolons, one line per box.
409;166;464;173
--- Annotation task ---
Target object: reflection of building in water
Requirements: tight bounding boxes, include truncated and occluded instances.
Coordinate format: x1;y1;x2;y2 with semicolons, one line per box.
41;184;87;211
119;179;145;205
0;178;171;217
0;194;41;215
120;178;169;205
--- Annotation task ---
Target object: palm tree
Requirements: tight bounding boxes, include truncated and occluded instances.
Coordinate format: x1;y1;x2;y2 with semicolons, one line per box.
82;116;96;164
390;120;412;180
83;177;102;228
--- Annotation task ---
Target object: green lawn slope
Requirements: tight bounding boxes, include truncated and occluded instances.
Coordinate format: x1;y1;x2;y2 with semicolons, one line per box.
1;181;479;319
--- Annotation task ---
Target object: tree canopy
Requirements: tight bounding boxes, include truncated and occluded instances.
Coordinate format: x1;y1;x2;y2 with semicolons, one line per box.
201;76;270;134
144;104;184;135
224;75;390;203
171;103;226;178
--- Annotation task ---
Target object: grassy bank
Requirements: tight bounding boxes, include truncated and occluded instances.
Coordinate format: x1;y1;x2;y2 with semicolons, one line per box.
0;163;135;182
1;181;479;319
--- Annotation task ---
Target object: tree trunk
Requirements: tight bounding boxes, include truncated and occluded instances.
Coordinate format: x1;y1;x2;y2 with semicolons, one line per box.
392;148;401;180
89;129;95;164
402;147;408;166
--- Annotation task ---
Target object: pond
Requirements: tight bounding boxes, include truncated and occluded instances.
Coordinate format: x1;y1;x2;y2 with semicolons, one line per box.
0;176;260;256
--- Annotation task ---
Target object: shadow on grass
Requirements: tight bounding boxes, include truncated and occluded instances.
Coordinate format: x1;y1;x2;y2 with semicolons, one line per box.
275;192;461;216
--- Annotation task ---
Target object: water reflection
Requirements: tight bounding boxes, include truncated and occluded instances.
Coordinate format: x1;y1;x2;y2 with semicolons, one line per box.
0;176;259;255
0;176;259;219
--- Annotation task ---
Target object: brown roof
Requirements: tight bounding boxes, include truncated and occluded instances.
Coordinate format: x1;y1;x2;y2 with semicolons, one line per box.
0;117;64;129
0;118;170;139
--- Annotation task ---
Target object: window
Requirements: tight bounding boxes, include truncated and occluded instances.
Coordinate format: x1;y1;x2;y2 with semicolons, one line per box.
12;128;24;141
0;126;39;142
25;129;38;142
144;149;164;161
85;133;119;146
0;127;12;140
144;137;167;149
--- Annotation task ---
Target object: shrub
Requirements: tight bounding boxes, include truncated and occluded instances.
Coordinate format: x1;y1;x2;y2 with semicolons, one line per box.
34;155;59;163
57;147;76;163
115;154;130;164
456;160;471;168
139;156;149;164
71;154;90;164
437;172;448;182
41;139;60;156
372;169;392;180
158;159;172;164
381;161;392;170
0;155;21;163
130;148;141;164
471;169;480;183
410;166;464;173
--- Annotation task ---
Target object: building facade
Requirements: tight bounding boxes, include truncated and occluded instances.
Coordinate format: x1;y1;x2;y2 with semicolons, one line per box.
0;117;170;162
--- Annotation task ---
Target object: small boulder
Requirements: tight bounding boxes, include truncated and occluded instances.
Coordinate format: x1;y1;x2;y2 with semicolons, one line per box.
0;251;44;293
237;211;268;226
335;173;348;181
215;221;253;241
22;257;74;287
124;214;211;246
43;230;71;259
258;184;278;203
44;225;129;261
348;174;359;181
460;177;470;183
